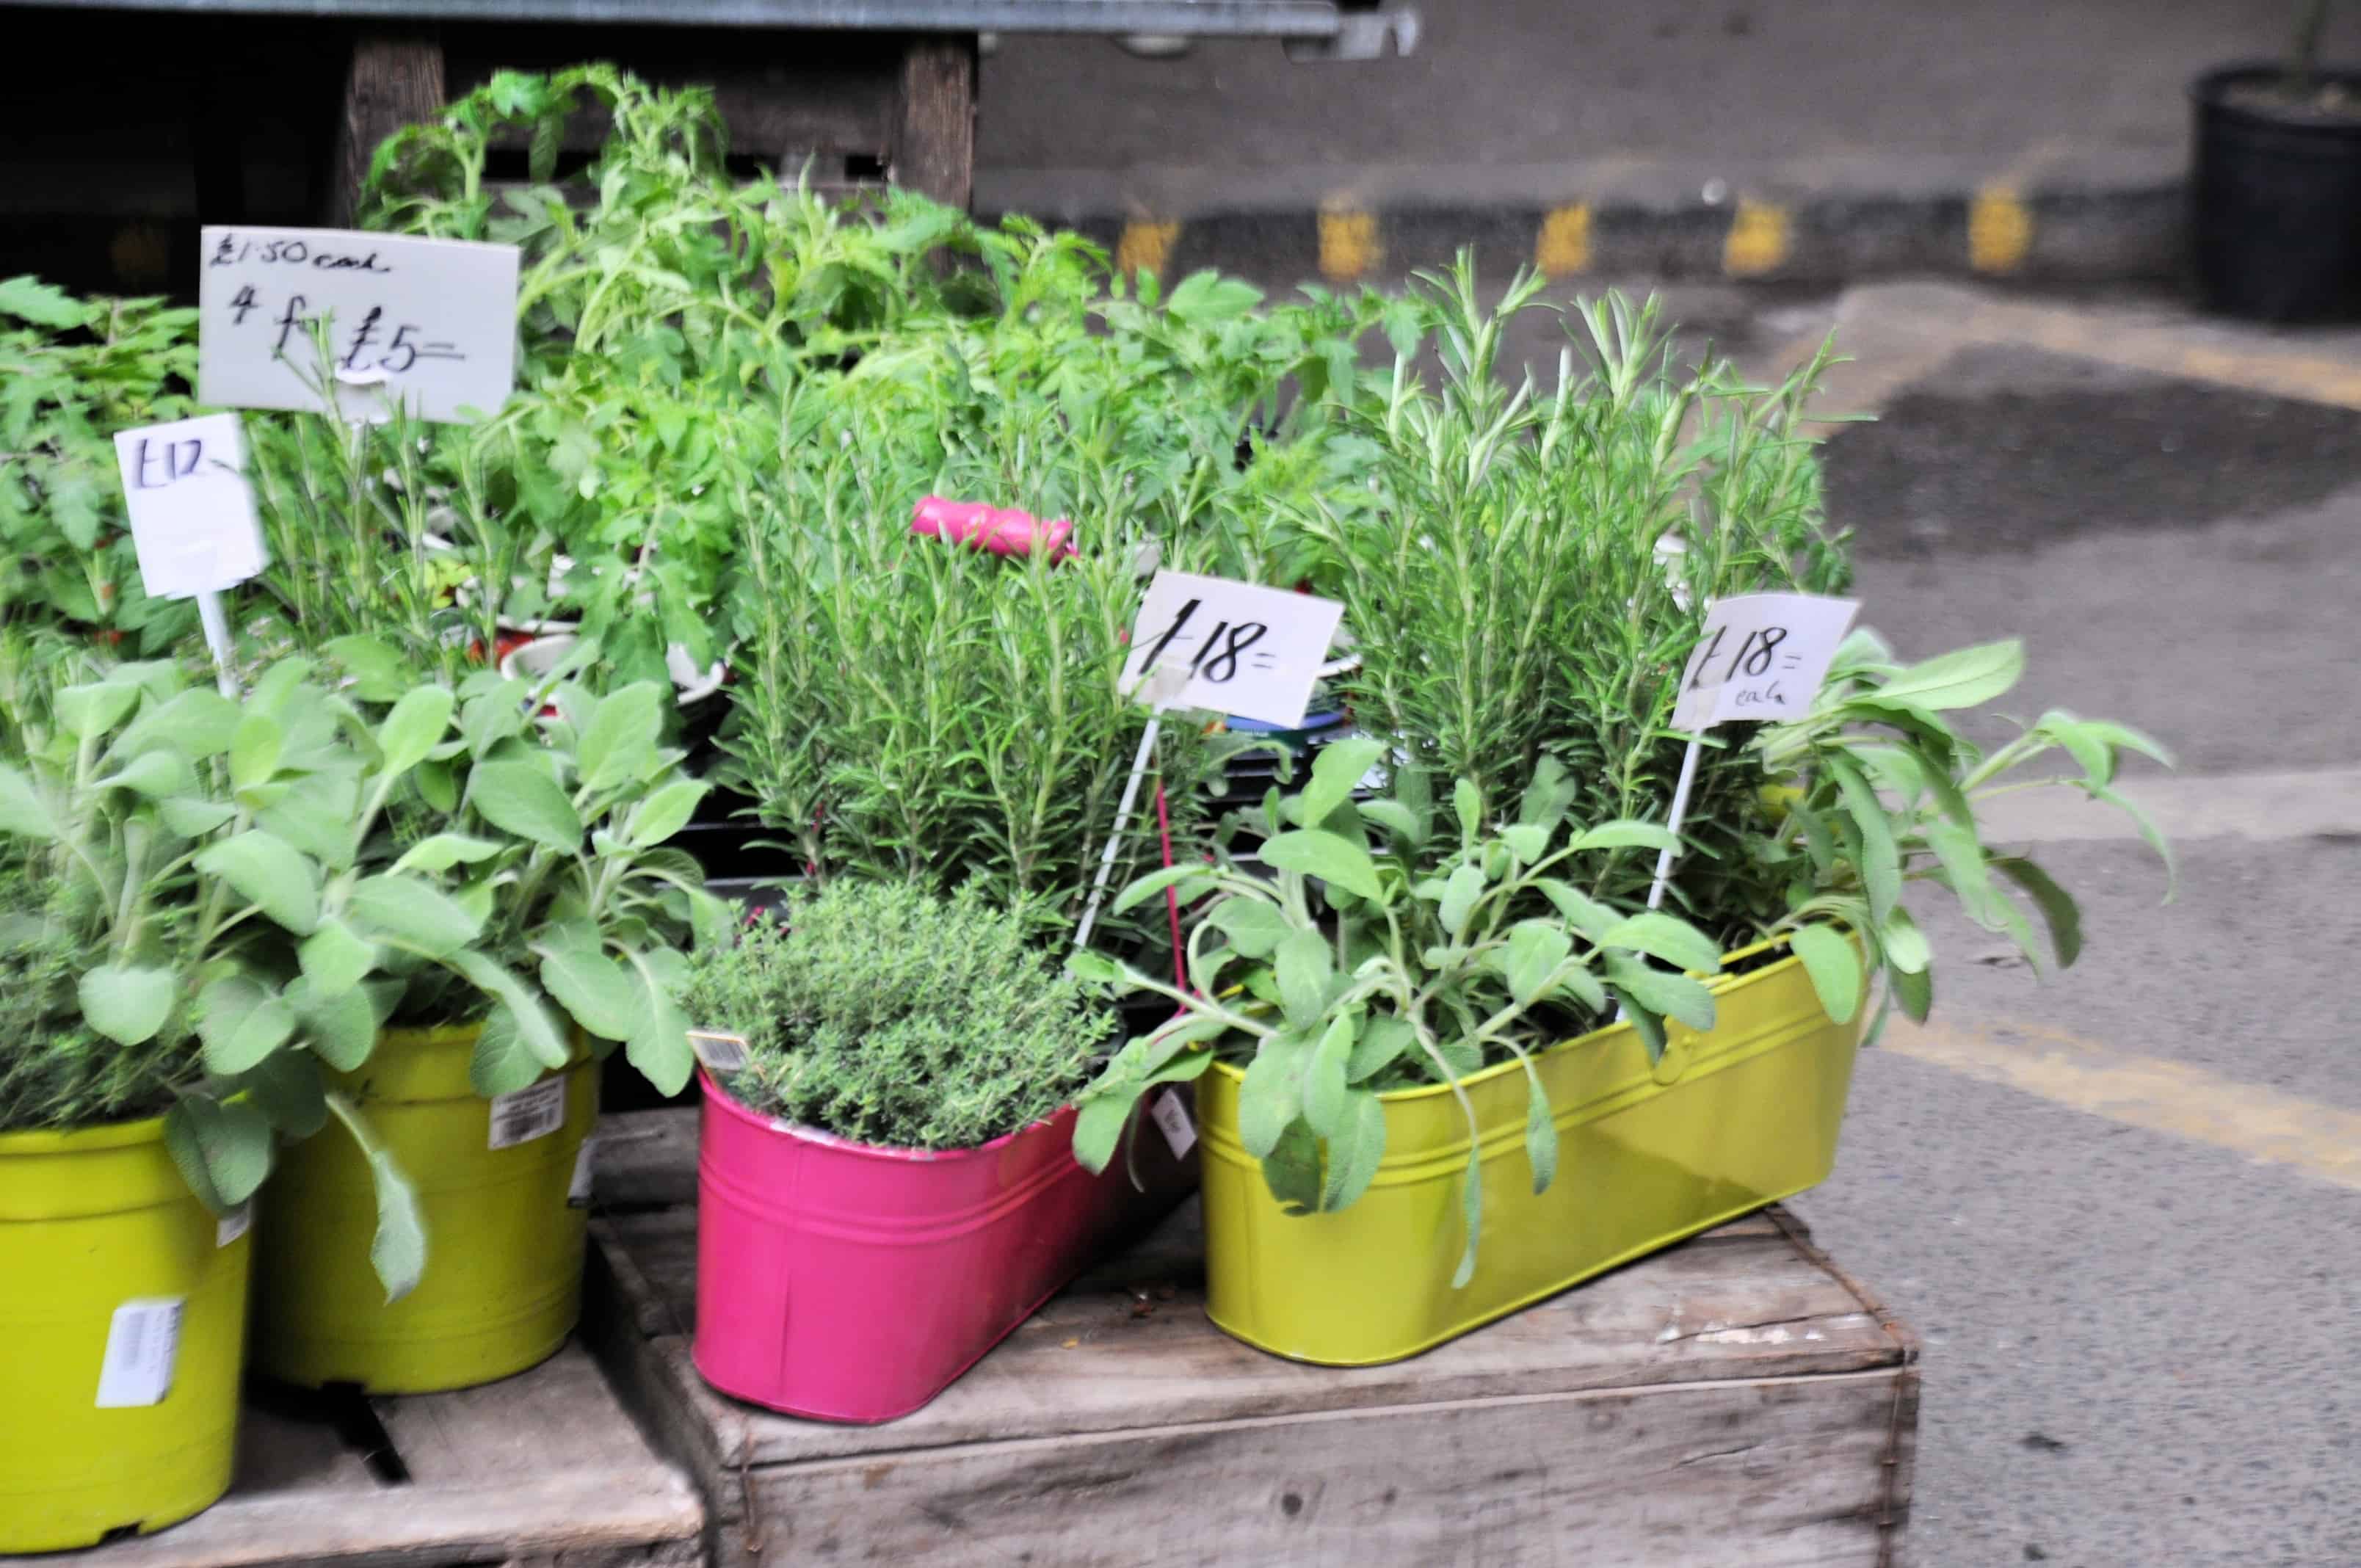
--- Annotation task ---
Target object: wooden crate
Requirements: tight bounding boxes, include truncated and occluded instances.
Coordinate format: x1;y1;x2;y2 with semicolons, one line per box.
584;1108;1918;1567
41;1343;702;1567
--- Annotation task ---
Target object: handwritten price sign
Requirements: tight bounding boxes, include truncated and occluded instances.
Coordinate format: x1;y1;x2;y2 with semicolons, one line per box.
112;413;267;600
197;228;519;424
1671;592;1859;732
1121;570;1343;729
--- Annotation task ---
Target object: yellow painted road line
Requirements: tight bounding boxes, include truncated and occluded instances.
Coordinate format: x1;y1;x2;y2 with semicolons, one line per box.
1882;1019;2361;1191
1318;208;1381;283
1967;184;2032;274
1722;200;1791;277
1954;295;2361;410
1115;219;1180;278
1535;204;1592;276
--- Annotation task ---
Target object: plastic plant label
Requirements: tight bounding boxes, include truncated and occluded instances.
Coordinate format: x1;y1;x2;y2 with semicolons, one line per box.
487;1078;567;1150
215;1202;252;1249
1121;570;1344;729
112;413;268;600
1671;592;1860;732
567;1136;600;1208
198;227;521;424
688;1029;750;1074
1149;1088;1197;1159
94;1298;184;1408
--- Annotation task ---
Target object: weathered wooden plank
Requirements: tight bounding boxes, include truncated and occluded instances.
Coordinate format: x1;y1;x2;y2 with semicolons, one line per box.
717;1370;1906;1568
375;1342;680;1485
330;29;445;225
892;33;976;207
595;1108;703;1211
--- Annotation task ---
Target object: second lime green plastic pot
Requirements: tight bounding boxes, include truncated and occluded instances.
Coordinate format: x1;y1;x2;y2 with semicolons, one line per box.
1197;934;1865;1366
252;1023;596;1393
0;1114;251;1552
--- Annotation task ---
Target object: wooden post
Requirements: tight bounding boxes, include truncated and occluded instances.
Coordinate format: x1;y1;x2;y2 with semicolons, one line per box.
330;29;446;226
893;33;977;210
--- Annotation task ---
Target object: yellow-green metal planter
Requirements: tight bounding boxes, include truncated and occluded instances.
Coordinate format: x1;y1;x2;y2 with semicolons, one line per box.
253;1023;596;1393
0;1115;251;1552
1197;934;1865;1366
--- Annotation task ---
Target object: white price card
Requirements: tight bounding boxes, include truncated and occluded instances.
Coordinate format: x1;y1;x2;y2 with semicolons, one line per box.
1149;1088;1197;1159
112;413;267;600
1121;570;1343;730
688;1029;750;1074
1672;592;1860;733
198;227;520;424
95;1298;184;1408
487;1078;567;1150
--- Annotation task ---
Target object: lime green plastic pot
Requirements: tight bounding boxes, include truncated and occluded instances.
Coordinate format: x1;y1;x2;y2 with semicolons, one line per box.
252;1023;596;1393
0;1114;251;1551
1197;933;1865;1365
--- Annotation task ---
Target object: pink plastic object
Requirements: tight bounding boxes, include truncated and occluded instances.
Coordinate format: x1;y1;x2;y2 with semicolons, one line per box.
692;1072;1194;1423
910;496;1077;560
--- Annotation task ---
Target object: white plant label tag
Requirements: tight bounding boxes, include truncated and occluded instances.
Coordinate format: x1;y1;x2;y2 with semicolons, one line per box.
95;1298;184;1408
1149;1088;1197;1158
198;227;520;424
215;1202;252;1249
487;1078;567;1150
567;1136;600;1208
1671;592;1860;732
1122;570;1343;730
112;413;268;600
687;1029;750;1074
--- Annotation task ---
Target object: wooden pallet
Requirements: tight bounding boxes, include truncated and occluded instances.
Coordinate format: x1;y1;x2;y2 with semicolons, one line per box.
584;1108;1918;1567
42;1343;703;1567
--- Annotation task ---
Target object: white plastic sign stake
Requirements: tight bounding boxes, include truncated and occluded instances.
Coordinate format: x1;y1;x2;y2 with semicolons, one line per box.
198;227;520;424
112;412;266;697
1650;592;1860;911
1073;667;1188;951
486;1079;566;1150
687;1029;750;1074
1149;1088;1197;1158
94;1298;184;1408
1121;570;1343;730
567;1136;600;1208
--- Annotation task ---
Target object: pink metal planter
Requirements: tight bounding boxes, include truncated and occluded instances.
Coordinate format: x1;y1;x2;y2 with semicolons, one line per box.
691;1072;1192;1423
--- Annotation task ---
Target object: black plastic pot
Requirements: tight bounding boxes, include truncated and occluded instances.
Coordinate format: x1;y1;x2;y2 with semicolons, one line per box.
2191;63;2361;322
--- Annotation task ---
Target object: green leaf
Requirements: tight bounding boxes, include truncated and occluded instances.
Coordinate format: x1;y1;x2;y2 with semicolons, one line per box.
1923;816;2001;926
1498;823;1548;864
160;797;238;838
1890;959;1933;1023
237;1051;328;1139
196;976;295;1075
2084;780;2178;899
1320;1089;1387;1212
1880;905;1932;975
1874;639;2024;711
1299;736;1385;829
1065;950;1124;985
1274;929;1332;1031
1301;1011;1357;1139
1259;830;1383;901
415;758;459;813
230;713;283;794
0;274;94;328
1356;798;1424;846
1453;778;1482;849
578;683;665;792
627;778;707;849
1789;923;1863;1025
1348;1013;1417;1083
468;760;584;852
391;834;507;874
1165;270;1263;324
323;635;413;703
95;749;189;799
537;941;639;1037
1238;1029;1313;1158
1532;878;1620;942
1991;857;2083;969
1516;755;1578;830
298;918;377;996
375;686;456;778
449;950;569;1077
0;765;54;841
119;687;240;760
1566;820;1682;854
1112;863;1216;915
1451;1144;1484;1289
288;976;381;1070
1617;992;1669;1065
56;681;139;741
1261;1117;1324;1214
1207;897;1291;959
1071;1089;1142;1174
1826;753;1900;930
196;829;321;935
1504;921;1573;1004
165;1095;275;1210
624;962;694;1098
346;874;482;959
1520;1059;1558;1194
468;1006;546;1098
1596;911;1721;975
1600;953;1716;1031
1438;863;1486;939
80;964;176;1045
327;1095;427;1302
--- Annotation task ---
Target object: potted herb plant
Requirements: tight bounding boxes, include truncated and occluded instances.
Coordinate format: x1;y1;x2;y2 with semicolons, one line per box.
683;878;1191;1423
250;642;725;1393
2193;1;2361;320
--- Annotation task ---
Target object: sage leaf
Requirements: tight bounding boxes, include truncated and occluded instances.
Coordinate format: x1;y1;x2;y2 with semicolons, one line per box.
229;713;283;794
1274;929;1333;1031
468;759;584;852
1208;897;1290;959
1071;1090;1138;1175
1890;960;1934;1023
1504;921;1573;1005
1875;639;2024;710
1499;823;1548;864
0;765;54;841
1453;778;1481;849
1238;1029;1313;1158
1451;1144;1484;1289
1321;1090;1388;1211
626;777;707;849
237;1051;328;1139
1566;820;1682;854
1299;735;1386;830
80;964;176;1046
374;686;456;779
346;874;482;959
1991;856;2083;969
1347;1013;1417;1082
1788;923;1863;1025
1521;1059;1558;1194
1356;798;1424;846
537;940;639;1035
1534;877;1618;942
578;683;666;792
1825;753;1899;930
1880;905;1932;975
165;1095;274;1209
1111;863;1216;915
1439;863;1486;939
1260;830;1383;901
391;834;507;874
288;976;380;1070
1260;1117;1324;1214
196;830;322;935
299;918;377;996
1596;911;1721;975
198;981;294;1076
1603;953;1716;1031
56;681;138;741
1301;1011;1357;1138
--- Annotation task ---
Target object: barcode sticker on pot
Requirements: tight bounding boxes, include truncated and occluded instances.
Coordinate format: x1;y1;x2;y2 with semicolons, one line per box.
1672;592;1860;733
1121;570;1344;729
487;1078;566;1150
688;1029;749;1074
95;1298;184;1408
567;1136;600;1208
1149;1089;1197;1158
215;1202;251;1248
